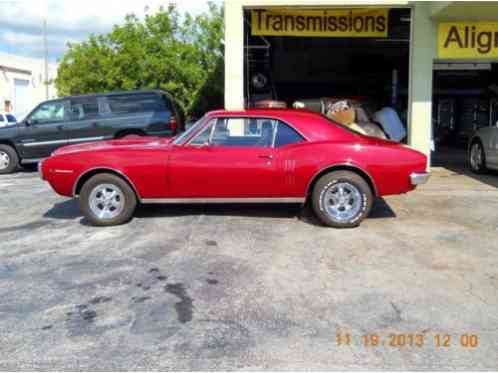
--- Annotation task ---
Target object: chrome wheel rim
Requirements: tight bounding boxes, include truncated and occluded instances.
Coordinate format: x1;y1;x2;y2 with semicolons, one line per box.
89;184;125;220
0;151;10;170
470;143;482;170
323;182;363;222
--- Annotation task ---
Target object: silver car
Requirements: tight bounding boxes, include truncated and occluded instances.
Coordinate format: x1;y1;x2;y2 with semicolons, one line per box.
469;125;498;173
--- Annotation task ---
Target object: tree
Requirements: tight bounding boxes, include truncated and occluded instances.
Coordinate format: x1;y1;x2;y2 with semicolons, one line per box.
55;3;224;117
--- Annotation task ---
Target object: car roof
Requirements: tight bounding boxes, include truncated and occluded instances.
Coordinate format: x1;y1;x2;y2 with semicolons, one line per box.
205;108;345;141
41;89;170;103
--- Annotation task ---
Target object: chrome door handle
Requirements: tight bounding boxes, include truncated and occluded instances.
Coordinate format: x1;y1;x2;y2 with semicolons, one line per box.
258;154;273;160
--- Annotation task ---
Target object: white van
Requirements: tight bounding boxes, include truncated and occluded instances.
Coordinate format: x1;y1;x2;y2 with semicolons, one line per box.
0;112;17;127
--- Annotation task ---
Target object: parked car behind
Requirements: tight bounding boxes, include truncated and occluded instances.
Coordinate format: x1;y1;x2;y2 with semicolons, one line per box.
469;124;498;173
0;112;16;127
0;90;183;174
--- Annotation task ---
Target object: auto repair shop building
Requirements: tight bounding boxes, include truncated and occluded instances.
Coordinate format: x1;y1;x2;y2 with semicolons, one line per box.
224;1;498;166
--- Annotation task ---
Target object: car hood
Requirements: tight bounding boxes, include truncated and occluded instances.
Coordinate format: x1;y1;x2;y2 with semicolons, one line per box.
52;136;171;156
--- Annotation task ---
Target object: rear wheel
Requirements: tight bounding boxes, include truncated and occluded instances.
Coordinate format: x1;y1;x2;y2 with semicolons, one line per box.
312;171;373;228
79;173;137;226
469;141;487;174
0;144;19;174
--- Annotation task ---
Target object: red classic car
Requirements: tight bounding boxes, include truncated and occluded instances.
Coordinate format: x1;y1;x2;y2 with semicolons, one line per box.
39;109;430;228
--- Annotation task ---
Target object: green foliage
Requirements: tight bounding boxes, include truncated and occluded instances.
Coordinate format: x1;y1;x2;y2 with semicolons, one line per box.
55;3;224;117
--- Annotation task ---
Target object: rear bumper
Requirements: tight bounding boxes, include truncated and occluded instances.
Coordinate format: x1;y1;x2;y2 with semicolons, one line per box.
410;172;430;186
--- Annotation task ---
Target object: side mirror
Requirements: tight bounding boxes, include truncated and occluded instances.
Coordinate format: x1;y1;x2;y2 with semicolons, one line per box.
24;119;32;126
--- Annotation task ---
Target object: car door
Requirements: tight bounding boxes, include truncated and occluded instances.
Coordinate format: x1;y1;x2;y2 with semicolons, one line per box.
487;126;498;168
64;96;112;144
272;120;309;196
17;100;69;159
167;116;280;198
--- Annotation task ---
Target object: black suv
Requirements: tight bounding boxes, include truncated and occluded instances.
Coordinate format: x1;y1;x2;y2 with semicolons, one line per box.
0;90;184;174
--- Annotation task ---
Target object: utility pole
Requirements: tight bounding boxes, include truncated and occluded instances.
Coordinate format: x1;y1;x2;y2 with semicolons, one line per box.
43;0;49;99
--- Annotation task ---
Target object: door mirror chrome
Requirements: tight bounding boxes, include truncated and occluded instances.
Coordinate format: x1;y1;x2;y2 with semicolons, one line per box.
25;118;38;126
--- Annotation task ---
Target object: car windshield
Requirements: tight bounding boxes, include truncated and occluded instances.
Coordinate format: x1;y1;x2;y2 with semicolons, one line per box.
173;117;205;145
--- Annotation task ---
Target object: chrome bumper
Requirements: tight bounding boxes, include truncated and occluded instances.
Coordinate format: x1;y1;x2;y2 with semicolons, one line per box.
410;172;430;186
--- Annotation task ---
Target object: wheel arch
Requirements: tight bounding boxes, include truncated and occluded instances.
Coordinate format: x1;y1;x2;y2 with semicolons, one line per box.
73;167;140;198
114;129;146;139
0;140;20;157
469;135;485;151
305;164;378;199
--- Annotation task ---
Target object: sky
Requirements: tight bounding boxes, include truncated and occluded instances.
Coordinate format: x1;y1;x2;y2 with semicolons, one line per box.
0;0;217;62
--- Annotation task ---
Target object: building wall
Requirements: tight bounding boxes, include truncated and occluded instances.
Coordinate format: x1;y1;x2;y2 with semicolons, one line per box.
0;52;58;120
407;2;435;164
224;0;439;165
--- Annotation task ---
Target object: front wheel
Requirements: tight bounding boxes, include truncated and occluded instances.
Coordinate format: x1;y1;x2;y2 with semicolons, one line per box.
0;144;19;174
79;173;137;226
312;171;373;228
469;141;487;174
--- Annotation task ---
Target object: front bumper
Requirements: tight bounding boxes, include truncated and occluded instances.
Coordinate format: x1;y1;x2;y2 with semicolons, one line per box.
410;172;430;186
38;160;45;180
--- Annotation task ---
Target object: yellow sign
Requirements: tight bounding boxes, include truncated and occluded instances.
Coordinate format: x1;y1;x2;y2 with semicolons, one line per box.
251;8;388;38
438;22;498;59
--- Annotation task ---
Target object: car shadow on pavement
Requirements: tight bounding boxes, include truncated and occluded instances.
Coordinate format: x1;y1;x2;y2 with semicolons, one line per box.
133;197;396;227
43;199;82;220
42;197;395;227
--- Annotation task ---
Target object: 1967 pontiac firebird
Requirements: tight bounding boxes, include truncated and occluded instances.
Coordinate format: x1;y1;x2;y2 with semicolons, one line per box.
39;109;430;228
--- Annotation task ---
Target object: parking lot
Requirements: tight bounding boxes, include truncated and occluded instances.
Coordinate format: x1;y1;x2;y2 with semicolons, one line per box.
1;167;498;370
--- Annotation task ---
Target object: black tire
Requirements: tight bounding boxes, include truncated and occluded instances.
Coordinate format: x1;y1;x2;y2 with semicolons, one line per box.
469;140;487;174
0;144;19;175
311;171;373;228
79;173;137;226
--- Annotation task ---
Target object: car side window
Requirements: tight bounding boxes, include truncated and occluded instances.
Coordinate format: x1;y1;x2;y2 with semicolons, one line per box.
29;101;67;124
0;114;4;122
209;117;276;148
107;93;166;114
275;121;306;147
69;98;99;121
188;119;216;146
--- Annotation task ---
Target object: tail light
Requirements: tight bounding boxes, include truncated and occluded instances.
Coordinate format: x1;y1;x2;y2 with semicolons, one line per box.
169;115;177;134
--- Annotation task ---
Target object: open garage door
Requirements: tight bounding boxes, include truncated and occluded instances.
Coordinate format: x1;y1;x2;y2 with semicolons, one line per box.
432;19;498;172
243;7;411;143
13;78;31;118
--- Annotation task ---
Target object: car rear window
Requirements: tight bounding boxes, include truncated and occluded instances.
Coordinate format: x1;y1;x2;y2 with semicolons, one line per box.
6;114;16;123
161;94;173;111
275;121;306;147
107;93;168;114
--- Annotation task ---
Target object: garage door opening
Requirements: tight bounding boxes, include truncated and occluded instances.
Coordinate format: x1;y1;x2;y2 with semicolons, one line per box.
432;62;498;172
243;7;411;142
